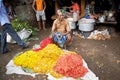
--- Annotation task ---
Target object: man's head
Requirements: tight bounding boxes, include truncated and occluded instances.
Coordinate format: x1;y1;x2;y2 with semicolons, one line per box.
57;9;62;15
57;9;64;20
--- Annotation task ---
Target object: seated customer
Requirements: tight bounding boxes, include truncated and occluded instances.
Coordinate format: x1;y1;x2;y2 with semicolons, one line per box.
50;9;72;49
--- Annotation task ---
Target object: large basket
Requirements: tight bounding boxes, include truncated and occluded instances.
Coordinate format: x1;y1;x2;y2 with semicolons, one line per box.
78;18;95;32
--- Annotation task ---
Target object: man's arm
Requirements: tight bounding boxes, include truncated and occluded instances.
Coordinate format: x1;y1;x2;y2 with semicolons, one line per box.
51;20;57;33
32;0;36;12
64;21;71;35
43;0;46;10
49;20;57;38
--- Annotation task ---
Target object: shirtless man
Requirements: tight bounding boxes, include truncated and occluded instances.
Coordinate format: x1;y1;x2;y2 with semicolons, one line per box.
51;9;71;49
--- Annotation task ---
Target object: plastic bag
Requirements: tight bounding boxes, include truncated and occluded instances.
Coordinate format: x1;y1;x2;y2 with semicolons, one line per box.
7;28;32;43
17;28;32;39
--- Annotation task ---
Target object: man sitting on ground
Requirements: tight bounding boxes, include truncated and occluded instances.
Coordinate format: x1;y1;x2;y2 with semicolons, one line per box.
50;9;72;49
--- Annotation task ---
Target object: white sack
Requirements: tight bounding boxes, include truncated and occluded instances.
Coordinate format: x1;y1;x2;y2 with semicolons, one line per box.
7;28;32;43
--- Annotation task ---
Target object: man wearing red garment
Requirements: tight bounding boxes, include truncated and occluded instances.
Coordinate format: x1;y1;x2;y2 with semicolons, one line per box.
69;0;80;14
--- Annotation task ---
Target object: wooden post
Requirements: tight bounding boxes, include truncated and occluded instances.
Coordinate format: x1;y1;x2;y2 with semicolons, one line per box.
81;0;85;17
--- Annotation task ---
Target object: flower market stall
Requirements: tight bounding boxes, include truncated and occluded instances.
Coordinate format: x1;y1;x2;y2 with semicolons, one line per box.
6;38;99;80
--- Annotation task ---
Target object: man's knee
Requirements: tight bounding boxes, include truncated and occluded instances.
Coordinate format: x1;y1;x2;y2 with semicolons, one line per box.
67;35;72;41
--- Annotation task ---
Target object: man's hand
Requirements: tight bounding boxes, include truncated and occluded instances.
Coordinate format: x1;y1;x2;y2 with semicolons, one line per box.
55;33;62;40
62;33;66;36
62;31;71;36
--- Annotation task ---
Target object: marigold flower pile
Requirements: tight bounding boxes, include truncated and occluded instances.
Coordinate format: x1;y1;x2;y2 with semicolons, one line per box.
13;44;88;79
14;44;64;78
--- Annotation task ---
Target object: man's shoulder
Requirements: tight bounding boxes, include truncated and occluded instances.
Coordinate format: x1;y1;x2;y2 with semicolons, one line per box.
63;19;68;22
54;19;59;22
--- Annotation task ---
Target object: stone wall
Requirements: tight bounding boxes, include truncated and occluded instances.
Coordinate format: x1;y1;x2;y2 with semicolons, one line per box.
14;4;37;25
19;0;33;5
13;0;55;25
14;0;33;6
12;0;37;25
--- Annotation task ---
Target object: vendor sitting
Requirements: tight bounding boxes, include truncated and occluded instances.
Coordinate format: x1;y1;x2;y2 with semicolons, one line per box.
50;9;72;49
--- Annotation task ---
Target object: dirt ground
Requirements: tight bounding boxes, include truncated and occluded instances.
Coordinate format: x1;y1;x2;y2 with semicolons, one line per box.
0;22;120;80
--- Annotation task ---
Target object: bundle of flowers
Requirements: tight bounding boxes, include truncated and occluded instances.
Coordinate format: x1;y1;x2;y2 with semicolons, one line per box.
33;37;53;51
13;44;88;79
14;44;64;78
54;53;88;78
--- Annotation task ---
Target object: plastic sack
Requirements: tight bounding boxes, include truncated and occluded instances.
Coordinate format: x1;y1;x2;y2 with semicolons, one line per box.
67;18;76;30
88;29;111;40
17;28;32;40
54;53;88;78
7;28;32;43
